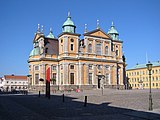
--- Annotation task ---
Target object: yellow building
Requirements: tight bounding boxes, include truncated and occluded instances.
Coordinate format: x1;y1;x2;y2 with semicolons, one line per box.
126;62;160;89
28;12;126;90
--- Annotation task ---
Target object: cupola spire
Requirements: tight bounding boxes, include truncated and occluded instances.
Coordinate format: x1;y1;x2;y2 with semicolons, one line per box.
41;25;44;33
50;27;53;33
97;19;100;29
68;11;71;18
47;27;55;39
37;24;40;33
62;11;76;33
108;21;119;40
84;24;88;33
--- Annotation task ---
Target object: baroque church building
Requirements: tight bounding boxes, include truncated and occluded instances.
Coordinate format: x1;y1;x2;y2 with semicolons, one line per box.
28;12;126;90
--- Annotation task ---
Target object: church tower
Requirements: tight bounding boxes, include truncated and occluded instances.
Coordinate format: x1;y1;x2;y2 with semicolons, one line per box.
58;12;80;57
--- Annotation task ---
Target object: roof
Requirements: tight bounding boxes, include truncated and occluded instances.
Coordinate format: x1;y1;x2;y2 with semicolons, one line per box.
46;32;55;39
4;75;27;80
58;32;81;38
127;61;160;70
63;12;75;27
108;22;119;34
46;28;55;39
29;47;40;56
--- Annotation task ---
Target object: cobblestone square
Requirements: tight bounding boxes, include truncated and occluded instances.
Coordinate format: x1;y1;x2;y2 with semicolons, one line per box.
0;89;160;120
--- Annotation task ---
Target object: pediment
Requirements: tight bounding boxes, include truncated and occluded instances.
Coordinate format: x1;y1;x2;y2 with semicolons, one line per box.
33;33;44;42
84;29;111;39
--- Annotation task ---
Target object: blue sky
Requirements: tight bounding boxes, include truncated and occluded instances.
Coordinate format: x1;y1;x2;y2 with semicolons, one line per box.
0;0;160;76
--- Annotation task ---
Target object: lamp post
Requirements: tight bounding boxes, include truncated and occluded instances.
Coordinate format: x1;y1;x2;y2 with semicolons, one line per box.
146;61;153;111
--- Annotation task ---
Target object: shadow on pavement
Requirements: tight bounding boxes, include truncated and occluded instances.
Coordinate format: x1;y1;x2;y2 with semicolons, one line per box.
0;94;160;120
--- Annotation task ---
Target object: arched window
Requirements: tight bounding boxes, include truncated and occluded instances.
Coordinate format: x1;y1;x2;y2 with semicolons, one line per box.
116;50;118;56
88;44;92;53
105;46;109;55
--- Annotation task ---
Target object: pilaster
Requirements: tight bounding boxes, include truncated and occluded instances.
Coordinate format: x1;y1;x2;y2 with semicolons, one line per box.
93;64;97;85
86;64;89;84
56;64;60;85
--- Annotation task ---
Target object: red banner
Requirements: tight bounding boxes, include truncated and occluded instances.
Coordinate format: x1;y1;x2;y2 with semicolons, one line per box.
46;67;50;82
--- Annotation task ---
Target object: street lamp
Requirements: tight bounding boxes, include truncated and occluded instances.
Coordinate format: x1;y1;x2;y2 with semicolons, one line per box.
146;61;153;111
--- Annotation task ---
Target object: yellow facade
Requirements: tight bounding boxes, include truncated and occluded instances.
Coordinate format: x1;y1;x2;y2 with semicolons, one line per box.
28;13;126;90
126;62;160;89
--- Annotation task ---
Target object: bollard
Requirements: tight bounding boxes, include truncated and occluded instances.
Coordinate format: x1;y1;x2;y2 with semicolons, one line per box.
63;94;64;102
101;87;103;96
84;96;87;107
39;91;40;97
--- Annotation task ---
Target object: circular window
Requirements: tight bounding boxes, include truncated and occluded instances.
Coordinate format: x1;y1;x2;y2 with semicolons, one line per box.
71;39;74;42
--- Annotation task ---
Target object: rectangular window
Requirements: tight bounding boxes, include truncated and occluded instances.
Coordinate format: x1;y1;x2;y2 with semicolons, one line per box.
89;73;92;84
61;45;63;52
70;65;74;69
61;65;63;70
116;50;118;56
89;65;92;70
35;65;39;70
35;74;39;84
105;46;109;55
96;43;101;55
61;73;63;85
71;44;74;51
52;66;56;70
70;73;74;84
53;73;56;79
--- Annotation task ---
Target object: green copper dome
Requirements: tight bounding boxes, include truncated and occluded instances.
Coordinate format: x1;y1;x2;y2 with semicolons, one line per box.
29;47;40;56
63;12;75;26
108;22;118;34
108;22;119;40
47;28;55;39
62;12;76;33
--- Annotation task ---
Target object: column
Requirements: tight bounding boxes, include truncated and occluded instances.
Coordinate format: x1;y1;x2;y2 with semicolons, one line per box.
115;65;118;85
76;63;79;85
56;64;60;85
31;65;34;85
76;38;79;54
64;63;69;85
86;64;89;84
108;66;111;85
79;63;84;85
64;36;68;53
93;64;97;85
42;64;46;84
102;41;105;56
